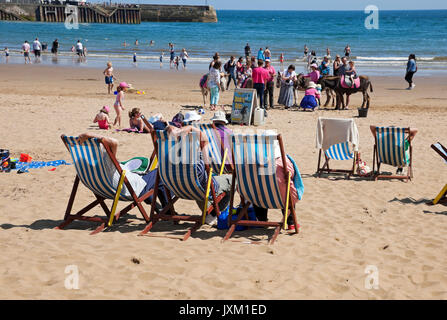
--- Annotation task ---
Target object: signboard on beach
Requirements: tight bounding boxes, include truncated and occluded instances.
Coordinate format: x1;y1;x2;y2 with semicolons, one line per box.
230;89;257;125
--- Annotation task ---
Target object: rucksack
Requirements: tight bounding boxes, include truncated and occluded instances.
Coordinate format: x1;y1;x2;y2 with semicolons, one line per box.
224;60;230;73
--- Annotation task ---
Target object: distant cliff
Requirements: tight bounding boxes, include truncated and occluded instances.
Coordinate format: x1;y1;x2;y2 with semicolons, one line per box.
0;3;218;23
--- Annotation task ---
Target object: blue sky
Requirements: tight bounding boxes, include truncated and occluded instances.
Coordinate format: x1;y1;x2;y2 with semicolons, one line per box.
117;1;447;10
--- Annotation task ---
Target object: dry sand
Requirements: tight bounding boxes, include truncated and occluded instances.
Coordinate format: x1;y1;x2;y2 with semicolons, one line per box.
0;64;446;299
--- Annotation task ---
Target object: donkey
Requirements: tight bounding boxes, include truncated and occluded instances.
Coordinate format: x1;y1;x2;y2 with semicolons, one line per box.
320;75;373;110
199;73;227;107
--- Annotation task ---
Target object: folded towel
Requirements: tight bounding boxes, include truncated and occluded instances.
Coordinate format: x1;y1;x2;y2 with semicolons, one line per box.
287;155;304;200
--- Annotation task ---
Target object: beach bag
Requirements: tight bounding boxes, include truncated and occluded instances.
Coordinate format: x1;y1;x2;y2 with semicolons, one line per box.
356;153;371;176
121;157;151;175
200;74;208;88
217;206;257;231
0;149;10;172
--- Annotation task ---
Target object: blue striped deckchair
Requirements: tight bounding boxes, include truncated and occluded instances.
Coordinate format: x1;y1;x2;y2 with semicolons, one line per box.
57;135;155;235
192;123;232;174
429;142;447;205
223;133;299;244
317;141;358;178
371;126;413;181
139;130;227;241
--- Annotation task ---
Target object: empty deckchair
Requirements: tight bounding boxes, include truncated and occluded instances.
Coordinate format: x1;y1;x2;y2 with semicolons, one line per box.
429;142;447;205
370;126;417;181
192;123;233;174
139;130;227;241
223;133;300;244
57;135;157;234
316;117;359;178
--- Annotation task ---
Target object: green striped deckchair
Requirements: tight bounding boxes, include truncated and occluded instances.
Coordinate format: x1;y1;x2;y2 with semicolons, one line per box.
371;126;413;181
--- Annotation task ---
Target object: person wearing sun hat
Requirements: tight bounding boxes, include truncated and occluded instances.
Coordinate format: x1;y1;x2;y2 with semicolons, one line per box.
210;111;233;171
182;110;202;125
304;63;321;83
299;81;321;111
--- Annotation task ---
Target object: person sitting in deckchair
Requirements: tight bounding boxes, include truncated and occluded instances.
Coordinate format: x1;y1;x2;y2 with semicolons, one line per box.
165;125;233;226
78;132;169;205
251;134;301;231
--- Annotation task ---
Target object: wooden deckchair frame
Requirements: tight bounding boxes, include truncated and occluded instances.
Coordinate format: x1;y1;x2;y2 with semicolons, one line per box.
371;126;413;182
223;134;299;245
56;135;157;235
429;142;447;205
139;131;227;241
316;147;358;179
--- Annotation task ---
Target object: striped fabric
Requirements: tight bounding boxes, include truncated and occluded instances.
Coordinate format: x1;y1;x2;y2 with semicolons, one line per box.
63;136;132;201
192;123;228;173
156;130;206;201
325;142;354;160
376;127;408;167
232;134;285;209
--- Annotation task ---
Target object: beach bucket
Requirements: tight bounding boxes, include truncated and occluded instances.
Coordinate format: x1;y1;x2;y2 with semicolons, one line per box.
358;108;368;118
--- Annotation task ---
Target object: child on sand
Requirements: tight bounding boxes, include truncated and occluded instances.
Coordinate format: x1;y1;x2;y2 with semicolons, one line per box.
113;82;130;127
93;106;112;129
128;108;150;133
103;62;115;94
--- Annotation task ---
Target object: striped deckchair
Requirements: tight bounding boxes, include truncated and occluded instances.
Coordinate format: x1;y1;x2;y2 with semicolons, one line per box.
222;133;300;244
139;130;227;241
316;117;359;178
317;142;358;178
192;123;233;174
57;135;156;234
429;142;447;205
371;126;413;181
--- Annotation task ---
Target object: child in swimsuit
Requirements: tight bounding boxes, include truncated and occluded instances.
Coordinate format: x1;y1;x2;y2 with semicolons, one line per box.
128;107;150;133
93;106;112;130
103;62;115;94
113;82;129;128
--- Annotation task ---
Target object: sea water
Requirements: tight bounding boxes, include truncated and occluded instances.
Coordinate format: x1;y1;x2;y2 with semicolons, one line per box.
0;10;446;75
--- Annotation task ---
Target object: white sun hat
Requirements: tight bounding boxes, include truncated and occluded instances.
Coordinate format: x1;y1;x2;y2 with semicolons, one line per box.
183;110;202;123
210;111;228;124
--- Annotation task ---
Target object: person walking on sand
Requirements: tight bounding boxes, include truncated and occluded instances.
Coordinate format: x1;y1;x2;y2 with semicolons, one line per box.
252;59;270;109
244;43;251;60
113;82;130;127
103;62;115;94
22;40;31;64
207;61;222;111
405;54;417;90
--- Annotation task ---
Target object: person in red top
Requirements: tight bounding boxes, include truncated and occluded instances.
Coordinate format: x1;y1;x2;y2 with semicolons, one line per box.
263;58;276;109
251;59;271;108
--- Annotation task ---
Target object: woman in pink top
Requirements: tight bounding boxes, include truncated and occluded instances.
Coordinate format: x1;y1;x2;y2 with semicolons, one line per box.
304;63;321;83
300;81;321;111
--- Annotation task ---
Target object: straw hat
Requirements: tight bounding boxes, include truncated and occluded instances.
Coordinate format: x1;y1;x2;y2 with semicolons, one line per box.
308;81;317;89
183;111;202;123
210;111;228;124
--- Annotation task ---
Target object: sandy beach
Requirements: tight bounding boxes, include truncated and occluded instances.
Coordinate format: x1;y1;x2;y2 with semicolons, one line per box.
0;63;446;299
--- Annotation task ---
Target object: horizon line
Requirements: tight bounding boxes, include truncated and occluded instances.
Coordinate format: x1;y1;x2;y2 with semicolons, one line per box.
214;8;447;11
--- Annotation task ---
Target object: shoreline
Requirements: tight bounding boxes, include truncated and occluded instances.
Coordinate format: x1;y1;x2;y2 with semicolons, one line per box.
3;53;447;77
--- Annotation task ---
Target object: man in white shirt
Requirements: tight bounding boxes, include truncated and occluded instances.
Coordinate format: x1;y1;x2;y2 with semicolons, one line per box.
22;40;31;64
32;38;42;58
75;40;83;57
